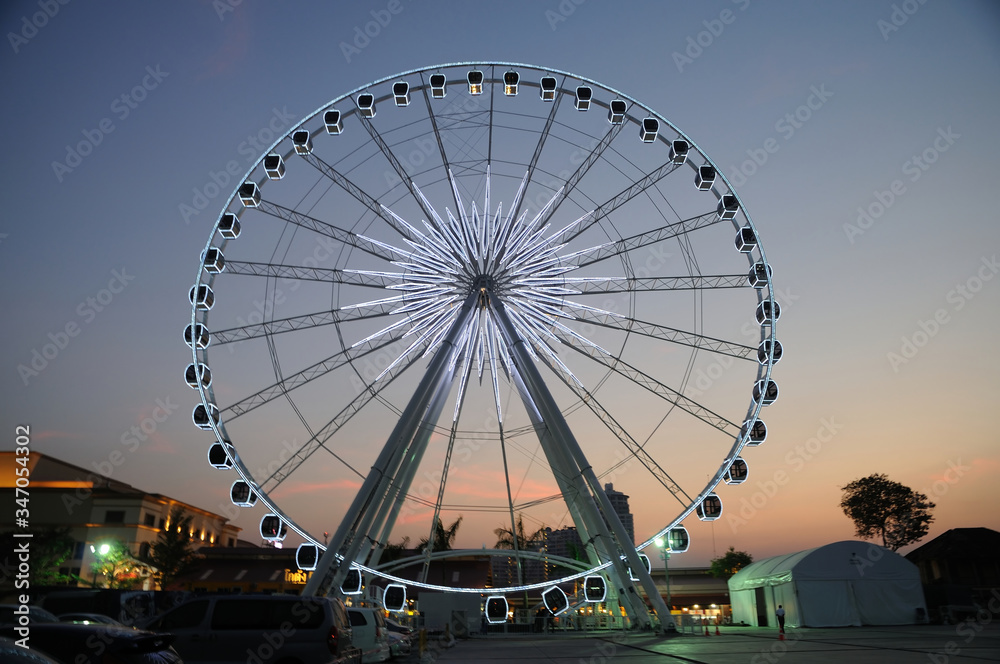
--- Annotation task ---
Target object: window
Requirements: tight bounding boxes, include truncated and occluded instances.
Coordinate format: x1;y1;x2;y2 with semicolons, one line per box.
159;518;166;529
105;510;125;523
139;542;151;559
72;542;85;560
144;513;156;527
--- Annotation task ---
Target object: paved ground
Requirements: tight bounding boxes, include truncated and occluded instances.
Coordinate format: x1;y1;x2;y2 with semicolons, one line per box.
411;624;1000;663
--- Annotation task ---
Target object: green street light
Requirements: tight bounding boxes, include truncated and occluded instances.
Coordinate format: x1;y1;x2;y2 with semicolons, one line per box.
654;537;674;631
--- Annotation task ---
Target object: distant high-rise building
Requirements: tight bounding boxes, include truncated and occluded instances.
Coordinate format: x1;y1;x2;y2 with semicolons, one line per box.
603;483;635;545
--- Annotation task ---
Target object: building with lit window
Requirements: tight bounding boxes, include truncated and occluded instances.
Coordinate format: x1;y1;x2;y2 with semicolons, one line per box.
0;452;240;590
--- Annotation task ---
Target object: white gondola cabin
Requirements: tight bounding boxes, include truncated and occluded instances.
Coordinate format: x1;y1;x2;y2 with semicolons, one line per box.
695;165;716;190
263;153;284;180
357;94;376;118
218;212;241;239
238;182;260;207
192;403;219;430
756;299;780;325
753;379;779;406
485;596;508;624
342;568;363;595
747;262;772;289
717;194;739;220
207;441;233;470
384;584;407;612
584;575;607;602
724;457;749;485
542;586;569;615
292;129;312;155
430;73;446;98
393;81;410;107
670;140;689;164
202;247;225;274
324;109;343;134
260;514;287;542
184;324;210;349
608;99;626;124
189;284;214;311
230;480;257;507
758;338;782;365
735;226;756;253
467;70;484;95
640;117;659;143
296;543;319;571
574;85;592;110
540;76;557;101
742;419;767;446
503;71;519;96
667;526;690;553
697;493;723;521
185;362;212;389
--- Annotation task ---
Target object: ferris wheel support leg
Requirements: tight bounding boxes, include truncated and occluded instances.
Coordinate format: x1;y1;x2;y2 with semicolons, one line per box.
304;292;479;598
367;374;454;571
509;365;644;622
494;299;662;630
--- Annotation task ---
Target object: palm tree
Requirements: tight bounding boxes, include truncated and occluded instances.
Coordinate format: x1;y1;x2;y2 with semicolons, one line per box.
417;516;463;553
493;514;546;551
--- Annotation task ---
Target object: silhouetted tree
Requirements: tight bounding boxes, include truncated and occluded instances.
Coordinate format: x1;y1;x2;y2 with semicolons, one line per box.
418;516;463;553
709;546;753;577
142;508;199;589
840;473;934;550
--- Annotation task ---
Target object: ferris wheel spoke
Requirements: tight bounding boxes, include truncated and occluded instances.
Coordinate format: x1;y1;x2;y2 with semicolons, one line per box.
561;159;685;244
221;330;407;420
565;274;748;295
357;112;439;226
510;75;565;223
253;199;408;263
298;152;425;245
563;209;722;270
550;327;739;435
535;121;627;229
419;73;462;215
533;350;692;507
260;345;430;493
210;299;409;346
560;302;756;361
224;260;404;289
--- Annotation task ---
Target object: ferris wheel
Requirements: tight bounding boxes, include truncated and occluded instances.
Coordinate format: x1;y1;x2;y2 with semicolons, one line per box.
186;62;780;628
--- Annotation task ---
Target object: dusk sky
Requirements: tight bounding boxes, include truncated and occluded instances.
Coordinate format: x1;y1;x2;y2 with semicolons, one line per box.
2;1;999;574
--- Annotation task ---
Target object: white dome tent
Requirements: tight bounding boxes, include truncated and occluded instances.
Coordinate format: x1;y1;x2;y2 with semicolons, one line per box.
728;541;927;628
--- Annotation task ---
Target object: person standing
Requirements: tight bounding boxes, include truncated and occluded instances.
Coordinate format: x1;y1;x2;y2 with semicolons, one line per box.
775;605;786;632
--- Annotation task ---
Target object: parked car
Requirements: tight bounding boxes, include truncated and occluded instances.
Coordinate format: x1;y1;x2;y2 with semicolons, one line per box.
0;606;182;664
387;630;411;658
59;611;125;626
0;636;62;664
347;607;390;663
141;594;359;664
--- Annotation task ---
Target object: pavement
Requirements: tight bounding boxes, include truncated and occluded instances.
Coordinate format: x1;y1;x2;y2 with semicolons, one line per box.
409;624;1000;663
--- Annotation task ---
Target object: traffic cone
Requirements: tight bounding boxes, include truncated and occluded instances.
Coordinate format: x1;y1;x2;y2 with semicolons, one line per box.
778;628;785;641
704;624;710;637
715;621;721;636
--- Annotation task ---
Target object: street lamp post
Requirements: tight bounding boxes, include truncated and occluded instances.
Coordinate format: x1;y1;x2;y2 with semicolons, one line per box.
654;537;675;631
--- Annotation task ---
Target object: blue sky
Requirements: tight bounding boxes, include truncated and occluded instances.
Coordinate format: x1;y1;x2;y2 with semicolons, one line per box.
2;1;998;570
